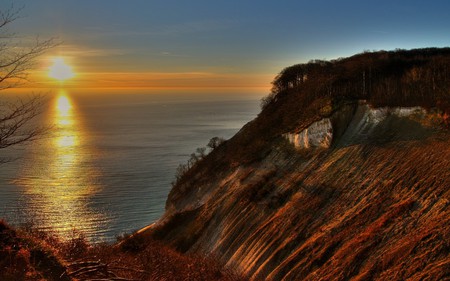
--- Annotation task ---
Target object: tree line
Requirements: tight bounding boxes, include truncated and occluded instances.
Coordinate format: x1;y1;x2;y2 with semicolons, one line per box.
262;48;450;114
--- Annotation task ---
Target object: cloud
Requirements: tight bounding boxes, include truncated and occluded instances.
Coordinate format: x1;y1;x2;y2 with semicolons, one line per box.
50;44;128;58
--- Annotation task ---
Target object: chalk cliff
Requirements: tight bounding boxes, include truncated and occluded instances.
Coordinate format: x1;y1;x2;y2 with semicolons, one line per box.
140;48;450;280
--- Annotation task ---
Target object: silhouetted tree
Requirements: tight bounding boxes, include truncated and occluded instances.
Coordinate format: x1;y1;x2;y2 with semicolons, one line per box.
196;147;207;159
0;5;54;162
207;136;225;150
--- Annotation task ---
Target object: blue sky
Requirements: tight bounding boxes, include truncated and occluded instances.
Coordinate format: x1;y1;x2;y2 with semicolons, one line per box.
3;0;450;92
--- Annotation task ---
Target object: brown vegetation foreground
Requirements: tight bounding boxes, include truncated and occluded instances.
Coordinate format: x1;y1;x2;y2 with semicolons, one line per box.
0;220;245;281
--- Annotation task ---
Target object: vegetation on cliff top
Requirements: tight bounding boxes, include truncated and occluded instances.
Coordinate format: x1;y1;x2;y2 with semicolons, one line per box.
265;48;450;110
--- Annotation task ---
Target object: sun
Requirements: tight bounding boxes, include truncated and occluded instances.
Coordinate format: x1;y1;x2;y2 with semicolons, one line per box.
49;57;75;81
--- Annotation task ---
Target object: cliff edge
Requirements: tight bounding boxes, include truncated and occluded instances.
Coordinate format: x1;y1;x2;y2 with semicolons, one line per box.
142;48;450;280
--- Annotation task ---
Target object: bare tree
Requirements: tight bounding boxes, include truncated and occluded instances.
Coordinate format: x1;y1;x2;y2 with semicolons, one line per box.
207;136;225;150
0;5;54;160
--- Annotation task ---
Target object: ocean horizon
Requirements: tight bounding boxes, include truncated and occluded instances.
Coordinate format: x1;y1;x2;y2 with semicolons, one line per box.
0;89;261;242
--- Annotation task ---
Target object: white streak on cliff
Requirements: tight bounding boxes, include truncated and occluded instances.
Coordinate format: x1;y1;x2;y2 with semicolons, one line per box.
284;118;333;149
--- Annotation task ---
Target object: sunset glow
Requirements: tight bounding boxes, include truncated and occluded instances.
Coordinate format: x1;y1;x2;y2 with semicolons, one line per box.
49;57;74;81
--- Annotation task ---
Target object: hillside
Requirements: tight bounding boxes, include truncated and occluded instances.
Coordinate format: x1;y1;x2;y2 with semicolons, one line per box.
138;48;450;280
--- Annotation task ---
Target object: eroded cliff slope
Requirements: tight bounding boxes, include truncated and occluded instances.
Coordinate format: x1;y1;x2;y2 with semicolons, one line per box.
143;48;450;280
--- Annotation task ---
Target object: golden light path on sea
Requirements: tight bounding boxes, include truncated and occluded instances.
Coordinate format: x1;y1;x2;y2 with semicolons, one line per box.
16;90;107;241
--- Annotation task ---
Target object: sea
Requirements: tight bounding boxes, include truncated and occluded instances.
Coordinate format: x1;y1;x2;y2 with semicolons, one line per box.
0;89;261;242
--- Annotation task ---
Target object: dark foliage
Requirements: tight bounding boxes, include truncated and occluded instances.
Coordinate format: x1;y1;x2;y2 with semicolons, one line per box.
264;48;450;111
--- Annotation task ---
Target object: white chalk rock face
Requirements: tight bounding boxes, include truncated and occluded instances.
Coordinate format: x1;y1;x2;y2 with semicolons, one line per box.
284;118;333;149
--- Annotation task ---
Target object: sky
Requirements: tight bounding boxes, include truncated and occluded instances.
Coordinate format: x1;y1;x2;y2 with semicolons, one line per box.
2;0;450;95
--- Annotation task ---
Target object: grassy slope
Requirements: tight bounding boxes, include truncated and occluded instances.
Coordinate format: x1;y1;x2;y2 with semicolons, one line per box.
150;127;449;280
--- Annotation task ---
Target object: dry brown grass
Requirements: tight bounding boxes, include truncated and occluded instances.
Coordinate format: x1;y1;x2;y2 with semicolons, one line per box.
0;220;246;281
0;220;70;281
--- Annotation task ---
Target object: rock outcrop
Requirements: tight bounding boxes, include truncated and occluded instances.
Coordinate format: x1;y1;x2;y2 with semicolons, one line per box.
283;118;333;149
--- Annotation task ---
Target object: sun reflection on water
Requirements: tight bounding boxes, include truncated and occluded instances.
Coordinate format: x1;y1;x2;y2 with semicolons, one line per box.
55;95;73;125
16;91;107;241
56;95;72;115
